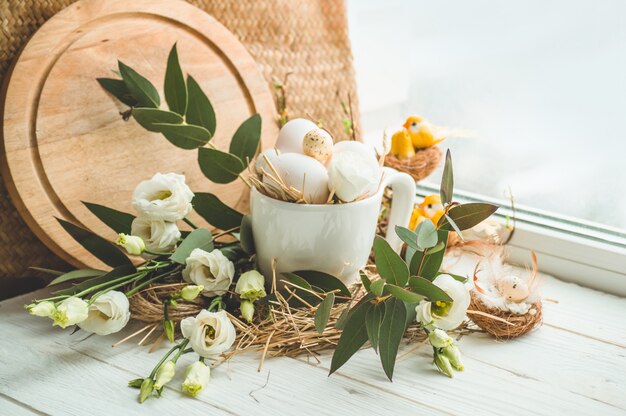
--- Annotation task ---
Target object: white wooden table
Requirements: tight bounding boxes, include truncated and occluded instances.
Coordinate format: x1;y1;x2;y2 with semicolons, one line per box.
1;259;625;416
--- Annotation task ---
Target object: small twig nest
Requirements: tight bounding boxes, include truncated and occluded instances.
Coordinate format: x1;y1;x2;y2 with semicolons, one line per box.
385;146;442;182
129;283;207;323
468;291;542;339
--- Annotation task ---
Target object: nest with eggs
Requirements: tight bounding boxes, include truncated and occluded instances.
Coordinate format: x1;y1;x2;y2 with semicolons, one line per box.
384;146;442;182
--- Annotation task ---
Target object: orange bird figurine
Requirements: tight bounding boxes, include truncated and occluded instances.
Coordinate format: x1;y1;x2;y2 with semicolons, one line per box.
409;194;445;230
403;116;446;149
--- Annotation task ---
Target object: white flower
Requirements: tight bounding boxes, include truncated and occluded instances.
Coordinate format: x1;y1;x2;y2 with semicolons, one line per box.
131;217;181;253
240;300;254;323
416;274;470;330
27;301;56;318
182;249;234;296
328;150;380;202
235;270;266;301
53;297;89;328
182;361;211;397
132;173;194;221
115;233;145;256
154;361;176;390
181;310;236;359
78;291;130;335
181;285;204;301
428;329;453;348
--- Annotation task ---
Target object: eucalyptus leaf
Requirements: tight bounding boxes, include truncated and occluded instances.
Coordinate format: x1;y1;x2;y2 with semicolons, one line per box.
193;193;243;231
408;276;452;302
395;225;418;251
97;78;137;107
335;305;351;330
229;114;262;167
439;203;499;231
118;61;160;108
57;218;132;268
378;297;407;381
365;302;385;352
438;271;468;283
373;236;409;287
416;219;437;249
170;229;214;264
385;284;424;303
314;293;335;334
239;215;255;255
370;279;386;297
164;44;187;116
197;148;245;184
419;230;449;280
360;272;372;292
131;108;183;132
444;214;463;236
281;272;313;291
186;75;216;136
329;297;372;375
83;202;135;234
29;267;64;276
154;123;211;150
290;270;351;298
52;264;136;296
48;269;106;287
440;149;453;204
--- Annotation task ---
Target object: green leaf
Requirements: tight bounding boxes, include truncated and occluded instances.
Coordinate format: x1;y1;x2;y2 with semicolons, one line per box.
83;202;135;234
239;215;255;255
128;378;144;389
335;305;351;330
419;230;449;280
52;264;135;296
416;219;437;249
385;284;424;303
314;293;335;334
439;203;499;231
281;272;313;291
48;269;105;286
197;148;245;184
97;78;137;107
164;44;187;115
378;297;407;381
153;123;211;150
440;149;453;204
395;225;418;251
373;236;409;287
290;270;351;298
131;108;183;132
438;271;468;283
170;228;214;264
370;279;385;296
29;267;64;276
229;114;262;167
186;75;216;136
444;214;463;236
192;193;243;231
118;61;160;108
365;302;385;351
57;218;132;268
359;272;371;292
408;276;452;302
329;298;372;375
426;241;446;255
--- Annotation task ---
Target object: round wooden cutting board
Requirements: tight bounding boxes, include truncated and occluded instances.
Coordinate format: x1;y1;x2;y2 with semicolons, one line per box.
0;0;278;270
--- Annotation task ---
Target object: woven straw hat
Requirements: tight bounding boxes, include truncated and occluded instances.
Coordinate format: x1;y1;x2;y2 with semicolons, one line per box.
0;0;361;281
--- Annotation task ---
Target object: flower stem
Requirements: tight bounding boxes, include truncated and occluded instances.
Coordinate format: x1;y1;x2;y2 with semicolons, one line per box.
183;217;198;230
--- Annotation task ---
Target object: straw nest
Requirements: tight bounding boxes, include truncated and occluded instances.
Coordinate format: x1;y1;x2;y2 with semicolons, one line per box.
129;282;207;323
385;146;442;182
468;291;542;339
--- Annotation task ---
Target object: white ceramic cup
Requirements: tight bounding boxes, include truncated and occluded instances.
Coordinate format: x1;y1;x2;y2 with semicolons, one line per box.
250;167;416;286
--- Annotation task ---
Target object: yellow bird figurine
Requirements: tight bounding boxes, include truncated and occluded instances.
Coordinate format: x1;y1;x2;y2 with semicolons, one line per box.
390;129;415;159
403;116;446;149
409;194;445;230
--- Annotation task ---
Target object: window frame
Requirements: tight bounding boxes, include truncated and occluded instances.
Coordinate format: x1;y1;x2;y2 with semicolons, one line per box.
415;183;626;296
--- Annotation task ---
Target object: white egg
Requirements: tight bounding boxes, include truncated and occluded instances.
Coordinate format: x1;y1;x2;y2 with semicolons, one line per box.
496;275;529;302
275;118;318;154
255;148;281;175
264;153;330;204
303;128;334;164
333;140;378;163
328;150;381;202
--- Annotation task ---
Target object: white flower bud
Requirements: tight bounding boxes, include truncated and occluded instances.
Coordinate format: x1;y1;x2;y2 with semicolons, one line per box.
443;344;464;371
240;300;255;323
434;352;454;378
182;361;211;397
154;361;176;390
27;301;56;318
115;233;145;256
53;297;89;328
235;270;266;301
181;285;204;301
428;329;453;349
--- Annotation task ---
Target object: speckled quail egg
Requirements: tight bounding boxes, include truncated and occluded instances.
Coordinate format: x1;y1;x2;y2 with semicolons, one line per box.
496;275;530;302
302;128;334;164
275;118;318;154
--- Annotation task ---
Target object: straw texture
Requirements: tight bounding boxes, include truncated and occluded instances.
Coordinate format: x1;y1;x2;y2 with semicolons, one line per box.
0;0;360;280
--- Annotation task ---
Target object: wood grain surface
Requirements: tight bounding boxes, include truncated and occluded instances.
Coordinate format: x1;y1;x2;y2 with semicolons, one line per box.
0;0;278;271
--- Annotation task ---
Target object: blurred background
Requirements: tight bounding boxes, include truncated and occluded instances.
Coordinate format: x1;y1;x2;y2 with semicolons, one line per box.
347;0;626;231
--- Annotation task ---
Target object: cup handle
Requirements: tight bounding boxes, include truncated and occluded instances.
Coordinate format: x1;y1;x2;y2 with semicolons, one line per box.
380;167;416;253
